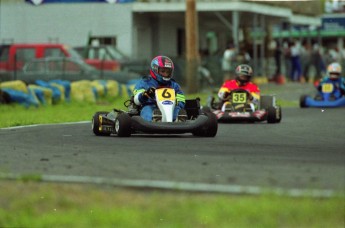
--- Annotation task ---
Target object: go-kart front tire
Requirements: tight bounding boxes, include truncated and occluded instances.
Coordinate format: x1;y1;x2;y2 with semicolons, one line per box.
92;111;111;136
193;112;218;137
267;106;279;124
115;113;132;137
275;106;282;123
300;95;308;108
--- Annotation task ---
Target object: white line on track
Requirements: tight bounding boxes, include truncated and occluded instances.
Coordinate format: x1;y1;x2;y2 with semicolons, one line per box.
0;173;337;198
0;121;90;130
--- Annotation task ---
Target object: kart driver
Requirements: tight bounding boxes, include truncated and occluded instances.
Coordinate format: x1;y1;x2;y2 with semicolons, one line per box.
316;62;345;98
133;55;186;122
217;64;260;112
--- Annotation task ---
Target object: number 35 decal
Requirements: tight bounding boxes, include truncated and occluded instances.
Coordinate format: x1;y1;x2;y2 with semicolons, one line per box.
232;93;247;103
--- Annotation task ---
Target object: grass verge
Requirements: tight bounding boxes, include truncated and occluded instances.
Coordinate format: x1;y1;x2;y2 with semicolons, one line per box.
0;180;344;227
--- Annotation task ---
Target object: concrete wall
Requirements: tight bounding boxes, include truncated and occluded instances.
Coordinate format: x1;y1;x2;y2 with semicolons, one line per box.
133;14;153;59
157;13;184;57
0;1;134;56
133;12;184;59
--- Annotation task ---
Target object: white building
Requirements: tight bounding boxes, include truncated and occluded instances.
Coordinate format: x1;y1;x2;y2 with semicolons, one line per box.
0;0;321;59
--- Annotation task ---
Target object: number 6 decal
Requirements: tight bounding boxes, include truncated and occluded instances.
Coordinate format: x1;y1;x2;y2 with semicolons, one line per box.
162;89;171;98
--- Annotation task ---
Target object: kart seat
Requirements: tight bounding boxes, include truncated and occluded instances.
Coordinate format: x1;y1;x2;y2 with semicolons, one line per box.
185;99;201;119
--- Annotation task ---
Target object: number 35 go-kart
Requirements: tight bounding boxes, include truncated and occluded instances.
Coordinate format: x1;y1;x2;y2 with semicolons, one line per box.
92;88;218;137
204;89;282;123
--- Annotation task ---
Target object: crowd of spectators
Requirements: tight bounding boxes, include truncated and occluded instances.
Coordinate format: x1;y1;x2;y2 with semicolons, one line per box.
272;39;345;83
215;39;344;85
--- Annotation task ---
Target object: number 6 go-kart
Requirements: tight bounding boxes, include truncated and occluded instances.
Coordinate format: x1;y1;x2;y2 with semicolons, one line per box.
300;82;345;108
204;88;282;123
92;88;218;137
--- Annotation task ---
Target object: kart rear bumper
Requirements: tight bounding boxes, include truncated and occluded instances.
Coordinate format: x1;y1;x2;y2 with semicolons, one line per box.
217;115;265;123
214;110;267;123
305;96;345;108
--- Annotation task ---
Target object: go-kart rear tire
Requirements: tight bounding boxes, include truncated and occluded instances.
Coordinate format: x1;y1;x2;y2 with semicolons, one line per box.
193;112;218;137
267;106;278;124
276;106;282;123
92;111;111;136
300;95;308;108
115;113;132;137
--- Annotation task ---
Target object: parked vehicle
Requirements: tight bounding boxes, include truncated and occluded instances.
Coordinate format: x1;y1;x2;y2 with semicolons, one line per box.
0;57;140;84
74;45;149;74
0;43;82;72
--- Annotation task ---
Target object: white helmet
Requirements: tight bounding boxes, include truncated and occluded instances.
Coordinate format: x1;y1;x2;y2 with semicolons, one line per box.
327;62;342;80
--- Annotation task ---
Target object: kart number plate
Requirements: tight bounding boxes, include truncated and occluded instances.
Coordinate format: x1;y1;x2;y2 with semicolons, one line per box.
156;88;175;102
232;92;247;103
322;83;333;93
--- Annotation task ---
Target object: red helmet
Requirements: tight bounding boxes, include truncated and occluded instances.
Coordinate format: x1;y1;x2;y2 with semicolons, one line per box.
150;55;174;84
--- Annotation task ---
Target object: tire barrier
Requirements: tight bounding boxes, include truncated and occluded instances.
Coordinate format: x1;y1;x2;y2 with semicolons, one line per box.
0;79;133;107
0;80;28;93
70;80;97;103
35;80;65;104
0;87;40;107
28;84;53;105
0;80;39;107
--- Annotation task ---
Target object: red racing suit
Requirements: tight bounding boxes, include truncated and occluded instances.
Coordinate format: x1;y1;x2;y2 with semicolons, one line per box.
218;79;260;110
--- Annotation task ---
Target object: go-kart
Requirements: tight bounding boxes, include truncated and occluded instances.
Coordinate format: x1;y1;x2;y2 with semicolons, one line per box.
92;88;218;137
204;88;282;123
300;82;345;108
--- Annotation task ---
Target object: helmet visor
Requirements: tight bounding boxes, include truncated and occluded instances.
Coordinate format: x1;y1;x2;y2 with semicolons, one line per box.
158;67;173;78
329;73;340;79
238;75;250;83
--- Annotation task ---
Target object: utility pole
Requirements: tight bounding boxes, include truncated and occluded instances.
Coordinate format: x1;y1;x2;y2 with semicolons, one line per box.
185;0;199;93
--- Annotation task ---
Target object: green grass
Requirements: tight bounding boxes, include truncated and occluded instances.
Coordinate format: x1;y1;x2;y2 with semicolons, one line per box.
0;98;126;128
0;180;343;228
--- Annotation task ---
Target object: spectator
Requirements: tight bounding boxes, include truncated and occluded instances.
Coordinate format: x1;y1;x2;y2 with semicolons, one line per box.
290;40;302;82
273;40;283;81
221;42;237;81
300;41;312;83
283;40;291;80
311;43;326;82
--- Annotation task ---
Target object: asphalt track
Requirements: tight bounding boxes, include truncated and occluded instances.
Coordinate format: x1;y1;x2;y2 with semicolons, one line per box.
0;107;344;195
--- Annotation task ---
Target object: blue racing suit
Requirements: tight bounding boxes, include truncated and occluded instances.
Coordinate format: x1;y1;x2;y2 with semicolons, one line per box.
317;77;345;99
133;76;185;121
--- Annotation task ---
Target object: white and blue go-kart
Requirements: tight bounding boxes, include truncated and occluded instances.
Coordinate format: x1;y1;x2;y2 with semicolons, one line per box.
92;88;218;137
300;83;345;108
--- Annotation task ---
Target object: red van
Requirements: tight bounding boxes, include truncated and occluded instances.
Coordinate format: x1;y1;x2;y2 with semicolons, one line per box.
0;43;83;72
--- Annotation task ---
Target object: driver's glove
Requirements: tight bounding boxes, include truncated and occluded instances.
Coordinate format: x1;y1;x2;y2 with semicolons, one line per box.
317;84;322;92
248;93;253;101
219;91;230;100
143;87;156;100
249;93;260;105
